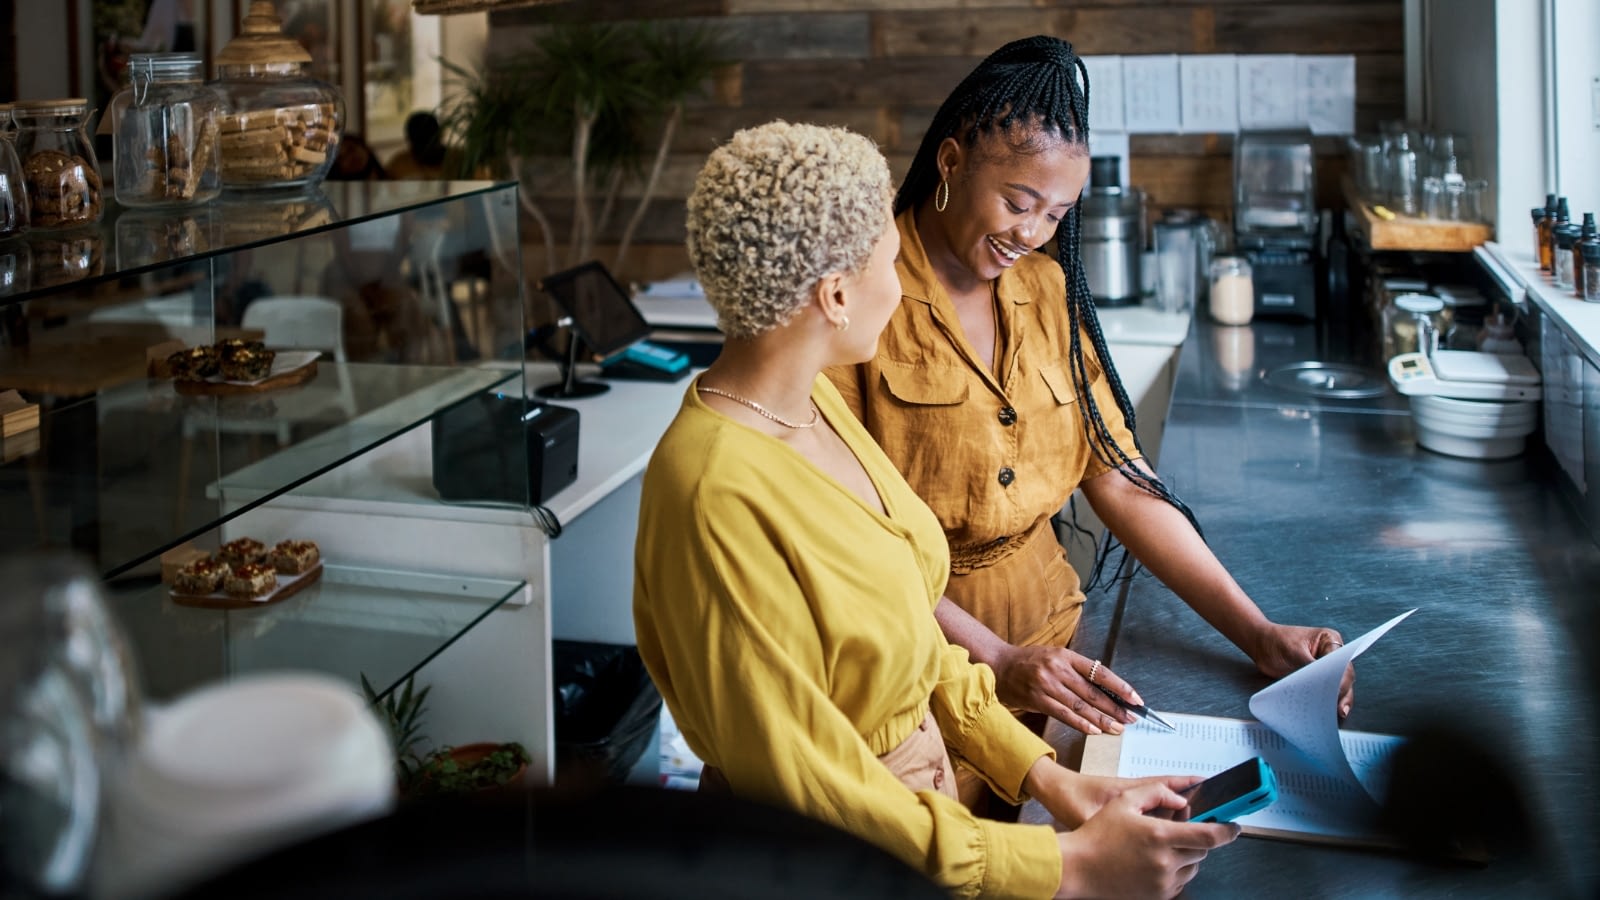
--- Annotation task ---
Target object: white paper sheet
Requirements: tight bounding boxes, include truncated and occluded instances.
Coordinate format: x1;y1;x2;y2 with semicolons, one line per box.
1122;55;1182;134
1179;55;1239;134
1116;714;1406;840
1081;56;1125;133
1248;608;1416;798
1299;55;1357;135
1239;55;1302;129
1112;608;1419;840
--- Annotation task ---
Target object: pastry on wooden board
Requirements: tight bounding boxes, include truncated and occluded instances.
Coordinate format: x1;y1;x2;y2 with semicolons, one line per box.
269;539;320;575
224;562;278;598
217;537;267;567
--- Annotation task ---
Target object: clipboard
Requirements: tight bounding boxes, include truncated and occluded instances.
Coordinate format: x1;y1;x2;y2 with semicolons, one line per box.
1082;726;1487;862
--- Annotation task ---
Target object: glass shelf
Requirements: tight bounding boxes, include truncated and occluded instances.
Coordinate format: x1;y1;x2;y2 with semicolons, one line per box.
0;363;517;579
0;181;515;304
105;563;527;703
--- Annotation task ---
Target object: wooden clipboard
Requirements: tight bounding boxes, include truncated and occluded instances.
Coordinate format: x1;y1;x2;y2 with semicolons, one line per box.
1082;730;1488;862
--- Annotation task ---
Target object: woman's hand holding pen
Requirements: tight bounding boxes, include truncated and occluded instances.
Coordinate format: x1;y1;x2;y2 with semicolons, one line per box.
991;645;1140;735
1249;623;1356;718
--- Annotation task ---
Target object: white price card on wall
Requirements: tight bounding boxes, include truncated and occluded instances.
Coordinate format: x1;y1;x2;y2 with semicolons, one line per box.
1081;56;1125;132
1179;55;1239;134
1122;55;1182;134
1299;55;1356;135
1238;55;1301;129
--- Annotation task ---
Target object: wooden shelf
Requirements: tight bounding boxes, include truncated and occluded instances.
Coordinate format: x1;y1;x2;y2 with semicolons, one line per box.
1343;177;1492;252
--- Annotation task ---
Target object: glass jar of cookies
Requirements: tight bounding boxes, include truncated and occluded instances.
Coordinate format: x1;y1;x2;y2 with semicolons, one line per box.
210;0;342;192
11;99;103;230
110;53;224;208
0;103;27;240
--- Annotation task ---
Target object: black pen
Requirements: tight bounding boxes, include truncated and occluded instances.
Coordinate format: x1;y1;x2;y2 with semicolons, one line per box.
1095;684;1177;731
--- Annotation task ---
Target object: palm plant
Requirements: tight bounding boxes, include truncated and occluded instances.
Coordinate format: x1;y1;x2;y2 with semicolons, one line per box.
439;22;730;278
361;673;431;792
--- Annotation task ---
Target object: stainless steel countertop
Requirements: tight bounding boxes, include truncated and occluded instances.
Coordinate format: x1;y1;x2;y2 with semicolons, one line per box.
1038;316;1600;899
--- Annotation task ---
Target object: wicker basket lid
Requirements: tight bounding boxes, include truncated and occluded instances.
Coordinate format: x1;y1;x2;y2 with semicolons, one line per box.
217;0;312;67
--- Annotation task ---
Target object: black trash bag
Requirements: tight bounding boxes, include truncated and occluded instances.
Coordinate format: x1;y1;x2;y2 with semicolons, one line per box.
553;641;663;786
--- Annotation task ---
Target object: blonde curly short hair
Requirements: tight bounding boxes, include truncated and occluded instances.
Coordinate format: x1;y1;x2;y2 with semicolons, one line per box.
686;121;893;340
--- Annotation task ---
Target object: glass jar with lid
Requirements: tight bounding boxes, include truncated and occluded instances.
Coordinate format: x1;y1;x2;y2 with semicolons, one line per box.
0;103;28;240
1208;255;1254;325
210;0;343;192
1383;292;1446;360
110;53;225;208
11;99;103;230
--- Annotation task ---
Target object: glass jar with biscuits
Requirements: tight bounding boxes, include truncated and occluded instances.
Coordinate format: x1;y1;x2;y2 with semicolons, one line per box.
210;0;343;192
109;53;224;208
10;99;103;230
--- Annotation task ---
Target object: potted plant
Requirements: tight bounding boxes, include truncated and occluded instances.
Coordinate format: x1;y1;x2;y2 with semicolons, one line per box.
438;20;731;278
362;673;532;797
411;741;532;795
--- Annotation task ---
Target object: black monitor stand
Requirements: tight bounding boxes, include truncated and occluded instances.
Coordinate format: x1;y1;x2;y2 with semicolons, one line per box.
534;318;611;399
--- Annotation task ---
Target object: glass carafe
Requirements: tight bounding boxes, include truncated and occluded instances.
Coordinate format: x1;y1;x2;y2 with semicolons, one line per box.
11;99;103;230
1385;131;1419;216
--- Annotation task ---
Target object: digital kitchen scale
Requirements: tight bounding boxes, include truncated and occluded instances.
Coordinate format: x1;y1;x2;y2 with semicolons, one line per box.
1388;350;1542;401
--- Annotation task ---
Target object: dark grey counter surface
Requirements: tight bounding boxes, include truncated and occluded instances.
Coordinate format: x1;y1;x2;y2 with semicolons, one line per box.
1043;317;1600;899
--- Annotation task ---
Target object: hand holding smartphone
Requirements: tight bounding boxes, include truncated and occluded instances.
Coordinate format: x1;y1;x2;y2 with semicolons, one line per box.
1179;757;1279;824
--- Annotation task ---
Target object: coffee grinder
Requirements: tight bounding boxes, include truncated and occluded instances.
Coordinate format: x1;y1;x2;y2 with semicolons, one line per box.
1233;131;1318;319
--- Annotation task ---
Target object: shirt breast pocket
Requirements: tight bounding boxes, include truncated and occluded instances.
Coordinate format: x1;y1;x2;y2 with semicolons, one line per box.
1037;354;1101;408
880;363;969;408
877;363;969;455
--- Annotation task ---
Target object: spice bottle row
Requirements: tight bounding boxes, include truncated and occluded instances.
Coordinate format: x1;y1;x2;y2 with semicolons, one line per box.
1531;194;1600;303
0;0;341;239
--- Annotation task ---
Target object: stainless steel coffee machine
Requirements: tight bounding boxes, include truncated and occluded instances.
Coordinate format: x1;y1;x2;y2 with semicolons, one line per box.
1234;131;1318;319
1081;156;1143;306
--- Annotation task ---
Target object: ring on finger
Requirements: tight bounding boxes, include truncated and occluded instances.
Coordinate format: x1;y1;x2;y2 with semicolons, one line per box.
1088;659;1102;686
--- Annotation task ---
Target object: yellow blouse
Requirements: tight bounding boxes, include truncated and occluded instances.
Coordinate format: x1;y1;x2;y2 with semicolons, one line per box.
634;374;1061;899
826;208;1141;563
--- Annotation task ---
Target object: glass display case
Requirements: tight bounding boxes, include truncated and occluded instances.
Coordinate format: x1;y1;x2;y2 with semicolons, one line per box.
0;180;530;703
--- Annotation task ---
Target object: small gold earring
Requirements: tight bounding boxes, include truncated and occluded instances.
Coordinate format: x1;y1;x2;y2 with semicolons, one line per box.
935;180;949;213
835;315;850;332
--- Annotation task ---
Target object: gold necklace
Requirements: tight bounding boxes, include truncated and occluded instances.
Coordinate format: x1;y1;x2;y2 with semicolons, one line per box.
696;386;819;429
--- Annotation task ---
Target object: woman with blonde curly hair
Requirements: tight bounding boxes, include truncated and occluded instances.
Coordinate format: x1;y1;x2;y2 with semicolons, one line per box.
633;120;1237;900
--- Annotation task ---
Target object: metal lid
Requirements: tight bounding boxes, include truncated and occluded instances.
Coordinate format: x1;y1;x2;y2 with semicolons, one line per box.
1395;293;1444;314
11;98;89;113
216;0;312;67
1263;362;1390;399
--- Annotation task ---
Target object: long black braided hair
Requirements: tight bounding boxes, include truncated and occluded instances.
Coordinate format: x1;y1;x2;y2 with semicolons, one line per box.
897;35;1204;568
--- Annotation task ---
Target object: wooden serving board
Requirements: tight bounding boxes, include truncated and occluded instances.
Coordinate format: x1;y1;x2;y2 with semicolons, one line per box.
174;352;320;396
170;561;323;610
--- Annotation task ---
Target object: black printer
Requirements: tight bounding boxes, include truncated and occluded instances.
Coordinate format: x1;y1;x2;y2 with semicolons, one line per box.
431;392;580;506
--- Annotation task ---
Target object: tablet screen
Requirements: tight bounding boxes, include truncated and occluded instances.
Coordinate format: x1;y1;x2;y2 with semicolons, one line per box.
538;261;652;359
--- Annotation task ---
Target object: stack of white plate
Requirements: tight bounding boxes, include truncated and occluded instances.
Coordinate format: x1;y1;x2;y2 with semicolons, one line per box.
1409;394;1539;460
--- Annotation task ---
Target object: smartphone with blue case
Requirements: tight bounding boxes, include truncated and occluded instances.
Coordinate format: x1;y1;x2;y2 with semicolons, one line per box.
1182;757;1278;823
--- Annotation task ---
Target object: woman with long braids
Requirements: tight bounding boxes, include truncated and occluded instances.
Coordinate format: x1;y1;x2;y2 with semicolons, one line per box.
826;35;1353;756
637;120;1237;900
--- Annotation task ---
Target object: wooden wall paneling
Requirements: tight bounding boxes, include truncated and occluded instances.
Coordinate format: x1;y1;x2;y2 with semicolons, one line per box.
676;106;890;154
720;12;868;60
871;8;1208;57
490;0;725;26
1213;3;1402;54
741;58;973;108
729;0;1022;12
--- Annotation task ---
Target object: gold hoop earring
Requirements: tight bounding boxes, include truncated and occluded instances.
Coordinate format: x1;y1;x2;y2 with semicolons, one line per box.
935;180;949;212
835;315;850;332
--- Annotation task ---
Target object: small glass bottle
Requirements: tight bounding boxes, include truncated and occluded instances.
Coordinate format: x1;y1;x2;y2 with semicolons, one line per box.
1386;131;1420;216
110;53;224;208
1573;213;1598;297
0;103;28;240
1531;206;1547;264
1582;241;1600;303
1208;255;1254;325
1538;193;1559;272
1554;223;1581;292
10;99;103;231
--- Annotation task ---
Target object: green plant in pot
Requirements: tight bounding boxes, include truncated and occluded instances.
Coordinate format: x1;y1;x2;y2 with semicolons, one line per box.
439;20;730;278
362;674;530;797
